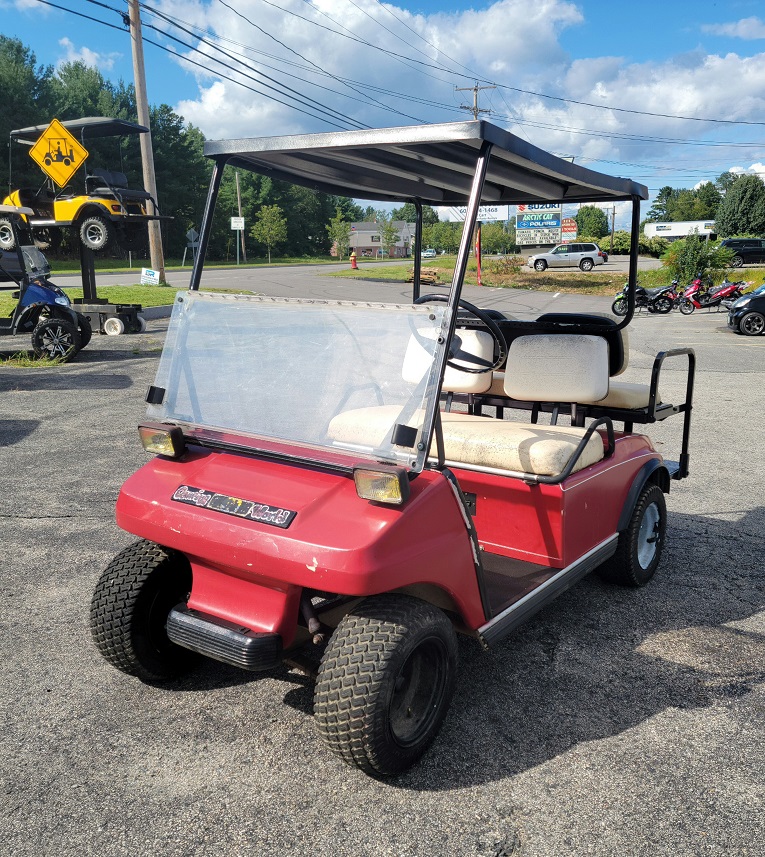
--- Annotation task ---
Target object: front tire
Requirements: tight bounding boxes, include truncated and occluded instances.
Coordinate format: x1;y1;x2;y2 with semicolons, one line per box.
533;259;547;272
740;311;765;336
314;595;457;777
79;215;115;251
730;255;744;268
0;217;16;251
89;540;199;682
579;258;594;272
679;298;695;315
599;483;667;587
76;313;92;349
31;317;80;361
611;297;628;316
103;316;125;336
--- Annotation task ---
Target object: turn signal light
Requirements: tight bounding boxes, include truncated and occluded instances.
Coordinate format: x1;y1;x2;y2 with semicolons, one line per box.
353;465;410;505
138;423;186;457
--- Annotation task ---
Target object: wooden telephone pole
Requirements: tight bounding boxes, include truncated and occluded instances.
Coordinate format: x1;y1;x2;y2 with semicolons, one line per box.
455;82;496;120
127;0;166;283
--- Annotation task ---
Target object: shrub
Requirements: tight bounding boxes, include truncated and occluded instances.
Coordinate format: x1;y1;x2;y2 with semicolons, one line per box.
661;231;734;284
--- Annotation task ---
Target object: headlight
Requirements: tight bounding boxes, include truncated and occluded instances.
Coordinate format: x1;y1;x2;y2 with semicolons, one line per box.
353;465;410;505
735;297;751;308
138;423;186;457
54;295;69;306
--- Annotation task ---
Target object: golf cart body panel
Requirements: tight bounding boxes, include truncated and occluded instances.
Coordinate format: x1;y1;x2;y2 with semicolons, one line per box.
93;120;694;777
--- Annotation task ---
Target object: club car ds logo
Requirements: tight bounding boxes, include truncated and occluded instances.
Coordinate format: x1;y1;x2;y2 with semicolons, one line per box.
172;485;296;529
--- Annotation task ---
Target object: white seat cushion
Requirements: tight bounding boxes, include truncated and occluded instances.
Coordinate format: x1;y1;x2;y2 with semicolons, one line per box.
591;381;659;409
327;405;604;476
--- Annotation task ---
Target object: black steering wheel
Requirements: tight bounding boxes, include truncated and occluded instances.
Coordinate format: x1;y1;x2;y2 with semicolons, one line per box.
414;294;507;374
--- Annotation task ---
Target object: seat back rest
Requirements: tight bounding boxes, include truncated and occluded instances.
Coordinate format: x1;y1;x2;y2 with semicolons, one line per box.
503;334;609;403
402;328;494;394
535;313;627;376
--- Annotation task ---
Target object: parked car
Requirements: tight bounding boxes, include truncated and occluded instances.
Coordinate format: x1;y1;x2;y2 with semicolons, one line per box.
719;238;765;268
527;242;606;272
728;288;765;335
422;248;437;258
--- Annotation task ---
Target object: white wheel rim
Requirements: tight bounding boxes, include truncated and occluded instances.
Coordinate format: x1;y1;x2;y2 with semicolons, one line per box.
637;502;661;569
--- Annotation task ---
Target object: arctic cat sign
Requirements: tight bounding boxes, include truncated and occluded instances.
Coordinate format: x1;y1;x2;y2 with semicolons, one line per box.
515;203;562;245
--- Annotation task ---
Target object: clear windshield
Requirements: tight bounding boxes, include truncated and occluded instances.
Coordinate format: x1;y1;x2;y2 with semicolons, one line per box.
147;292;450;470
21;246;51;278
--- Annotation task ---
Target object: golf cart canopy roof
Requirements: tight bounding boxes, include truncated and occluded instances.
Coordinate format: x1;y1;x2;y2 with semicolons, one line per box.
10;117;149;145
203;120;649;205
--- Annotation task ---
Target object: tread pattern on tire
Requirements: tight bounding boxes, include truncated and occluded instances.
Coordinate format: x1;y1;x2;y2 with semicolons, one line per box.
89;539;194;682
313;595;456;776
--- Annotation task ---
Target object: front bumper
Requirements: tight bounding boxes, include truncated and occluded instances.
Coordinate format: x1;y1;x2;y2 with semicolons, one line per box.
166;604;282;671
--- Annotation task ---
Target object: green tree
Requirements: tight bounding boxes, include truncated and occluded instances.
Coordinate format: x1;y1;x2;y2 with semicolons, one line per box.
575;205;609;238
715;171;740;196
326;207;351;260
376;210;400;257
479;222;506;254
714;174;765;237
250;204;287;262
391;202;439;225
0;37;55;189
646;186;677;222
661;231;733;284
694;181;722;219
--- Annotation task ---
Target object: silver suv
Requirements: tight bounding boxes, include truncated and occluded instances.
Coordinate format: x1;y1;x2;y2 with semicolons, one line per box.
527;242;606;272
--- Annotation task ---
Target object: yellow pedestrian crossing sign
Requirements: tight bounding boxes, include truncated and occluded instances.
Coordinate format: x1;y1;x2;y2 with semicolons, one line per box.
29;118;89;188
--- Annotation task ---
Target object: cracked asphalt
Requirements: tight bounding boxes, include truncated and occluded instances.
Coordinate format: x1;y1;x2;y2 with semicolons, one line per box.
1;275;763;857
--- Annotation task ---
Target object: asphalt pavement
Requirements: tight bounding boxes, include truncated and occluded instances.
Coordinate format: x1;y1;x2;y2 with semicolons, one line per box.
1;274;763;857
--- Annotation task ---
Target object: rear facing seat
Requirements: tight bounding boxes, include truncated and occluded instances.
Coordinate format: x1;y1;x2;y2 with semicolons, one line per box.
327;332;609;477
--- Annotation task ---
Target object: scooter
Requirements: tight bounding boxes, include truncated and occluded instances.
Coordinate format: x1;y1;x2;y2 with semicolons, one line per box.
611;280;678;316
679;277;747;315
0;205;90;360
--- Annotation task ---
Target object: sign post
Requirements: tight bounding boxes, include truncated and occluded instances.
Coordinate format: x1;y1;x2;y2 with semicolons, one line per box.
231;217;245;265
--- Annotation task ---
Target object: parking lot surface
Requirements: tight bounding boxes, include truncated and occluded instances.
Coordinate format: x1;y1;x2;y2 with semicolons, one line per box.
1;279;763;857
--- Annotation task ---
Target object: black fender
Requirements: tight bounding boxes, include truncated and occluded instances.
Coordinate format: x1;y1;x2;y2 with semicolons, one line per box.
617;459;669;532
18;302;79;331
74;202;118;224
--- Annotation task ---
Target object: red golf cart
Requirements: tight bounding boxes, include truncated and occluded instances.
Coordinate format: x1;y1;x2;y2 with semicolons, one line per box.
90;122;694;777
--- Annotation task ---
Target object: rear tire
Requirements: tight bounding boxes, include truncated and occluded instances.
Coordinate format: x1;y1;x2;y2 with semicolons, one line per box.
90;540;199;682
730;255;744;268
314;595;457;776
103;316;125;336
79;215;115;251
579;258;594;272
653;296;673;314
31;317;80;361
598;483;666;587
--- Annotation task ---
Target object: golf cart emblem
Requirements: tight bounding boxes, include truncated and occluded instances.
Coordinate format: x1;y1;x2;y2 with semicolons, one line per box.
172;485;296;528
29;119;89;188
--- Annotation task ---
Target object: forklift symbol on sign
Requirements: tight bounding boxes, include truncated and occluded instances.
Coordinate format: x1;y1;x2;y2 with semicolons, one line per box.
43;139;76;167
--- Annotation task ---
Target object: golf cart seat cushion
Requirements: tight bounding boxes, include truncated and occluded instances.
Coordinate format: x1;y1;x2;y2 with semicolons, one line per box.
326;406;603;475
402;328;494;394
503;334;609;402
591;381;660;409
87;168;152;201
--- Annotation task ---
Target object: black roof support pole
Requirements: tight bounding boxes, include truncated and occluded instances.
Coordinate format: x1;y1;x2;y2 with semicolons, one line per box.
79;244;98;303
617;193;642;329
412;199;423;302
189;158;226;291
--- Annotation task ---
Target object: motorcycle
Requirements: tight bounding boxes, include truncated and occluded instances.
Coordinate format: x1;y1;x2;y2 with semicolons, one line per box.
679;277;747;315
611;280;679;316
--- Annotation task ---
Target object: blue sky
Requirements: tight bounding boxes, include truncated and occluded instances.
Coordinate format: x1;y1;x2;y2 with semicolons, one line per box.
4;0;765;221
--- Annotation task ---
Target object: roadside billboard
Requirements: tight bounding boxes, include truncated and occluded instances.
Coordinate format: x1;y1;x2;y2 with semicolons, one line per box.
561;217;577;243
515;203;562;245
440;205;511;223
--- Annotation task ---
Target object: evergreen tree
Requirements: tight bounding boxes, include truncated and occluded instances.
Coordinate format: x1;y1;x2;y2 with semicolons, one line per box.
714;174;765;237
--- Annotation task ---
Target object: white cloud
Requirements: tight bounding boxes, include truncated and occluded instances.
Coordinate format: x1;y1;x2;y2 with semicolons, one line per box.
702;17;765;40
57;37;120;72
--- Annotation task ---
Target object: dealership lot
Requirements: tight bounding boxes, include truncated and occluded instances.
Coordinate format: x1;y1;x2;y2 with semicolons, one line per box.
1;279;763;857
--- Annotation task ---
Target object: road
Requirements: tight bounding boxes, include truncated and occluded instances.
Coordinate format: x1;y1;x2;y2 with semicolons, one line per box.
1;275;763;857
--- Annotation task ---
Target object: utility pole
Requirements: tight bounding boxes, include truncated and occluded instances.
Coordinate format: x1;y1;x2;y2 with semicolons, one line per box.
127;0;166;283
455;82;496;120
610;204;616;254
